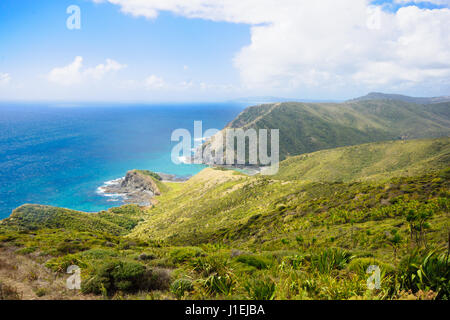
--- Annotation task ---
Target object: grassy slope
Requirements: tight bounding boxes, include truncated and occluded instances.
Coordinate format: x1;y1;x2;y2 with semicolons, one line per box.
275;137;450;182
0;138;449;300
349;92;450;104
0;204;146;236
131;138;450;246
213;100;450;160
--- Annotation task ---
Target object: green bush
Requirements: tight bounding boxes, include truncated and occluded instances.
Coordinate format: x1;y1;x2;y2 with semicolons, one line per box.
191;254;230;277
34;287;47;297
169;247;205;263
138;252;157;261
398;249;449;299
56;241;89;255
311;248;354;274
283;254;306;270
45;254;87;273
170;278;194;299
81;260;146;295
236;254;271;270
347;257;395;278
203;273;235;296
244;278;276;300
16;246;37;255
137;170;162;181
80;248;118;260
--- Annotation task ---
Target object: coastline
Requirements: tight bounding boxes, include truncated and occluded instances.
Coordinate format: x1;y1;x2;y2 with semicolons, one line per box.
96;171;191;206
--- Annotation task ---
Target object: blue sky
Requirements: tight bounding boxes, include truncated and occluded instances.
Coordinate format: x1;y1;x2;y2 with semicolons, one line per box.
0;0;449;101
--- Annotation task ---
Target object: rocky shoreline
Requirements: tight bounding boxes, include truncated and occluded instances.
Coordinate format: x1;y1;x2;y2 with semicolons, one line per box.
97;170;190;206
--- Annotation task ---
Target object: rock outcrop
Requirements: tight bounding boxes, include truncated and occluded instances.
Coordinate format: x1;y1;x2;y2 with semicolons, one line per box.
120;170;161;196
100;170;162;206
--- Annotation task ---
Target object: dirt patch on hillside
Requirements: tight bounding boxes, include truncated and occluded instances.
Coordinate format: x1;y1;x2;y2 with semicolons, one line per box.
0;246;97;300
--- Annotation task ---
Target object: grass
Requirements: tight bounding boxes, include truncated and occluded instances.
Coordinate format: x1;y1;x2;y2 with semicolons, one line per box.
0;138;448;300
204;100;450;161
275;137;450;182
130;139;449;247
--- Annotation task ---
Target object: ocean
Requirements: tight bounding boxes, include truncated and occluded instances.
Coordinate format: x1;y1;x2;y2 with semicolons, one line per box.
0;102;246;219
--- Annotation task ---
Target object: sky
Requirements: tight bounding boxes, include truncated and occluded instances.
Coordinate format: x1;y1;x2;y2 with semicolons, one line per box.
0;0;449;102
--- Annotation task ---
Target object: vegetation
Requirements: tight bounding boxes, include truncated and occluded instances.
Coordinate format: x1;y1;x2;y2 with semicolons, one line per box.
275;138;450;182
0;137;448;300
204;100;450;161
349;92;450;105
136;170;162;181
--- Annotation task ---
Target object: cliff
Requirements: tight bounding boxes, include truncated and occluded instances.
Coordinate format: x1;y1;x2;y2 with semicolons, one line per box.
101;170;165;206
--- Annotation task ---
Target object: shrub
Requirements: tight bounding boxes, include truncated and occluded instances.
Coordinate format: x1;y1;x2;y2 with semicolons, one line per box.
398;249;449;299
81;260;146;295
311;248;354;274
34;287;47;297
244;278;276;300
141;268;171;291
191;255;230;277
56;241;88;255
347;258;395;278
16;246;37;255
138;253;157;261
203;273;235;296
295;235;304;245
170;278;194;299
45;254;87;273
283;254;306;270
112;261;146;291
169;247;205;263
138;170;162;181
236;254;271;270
80;248;118;260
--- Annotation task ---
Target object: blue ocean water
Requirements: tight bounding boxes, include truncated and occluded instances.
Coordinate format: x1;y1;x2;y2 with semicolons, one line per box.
0;102;245;219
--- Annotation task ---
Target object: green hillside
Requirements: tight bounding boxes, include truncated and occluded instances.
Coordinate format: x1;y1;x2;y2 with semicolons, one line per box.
131;138;450;243
349;92;450;104
276;138;450;182
1;204;145;236
204;100;450;161
1;138;449;300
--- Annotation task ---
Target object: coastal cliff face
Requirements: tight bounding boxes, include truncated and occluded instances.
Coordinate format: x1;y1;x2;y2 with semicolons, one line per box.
120;170;161;196
100;170;163;206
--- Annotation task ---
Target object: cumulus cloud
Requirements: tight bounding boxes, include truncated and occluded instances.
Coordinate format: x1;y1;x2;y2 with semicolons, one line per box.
144;74;165;89
0;73;11;86
394;0;450;5
47;56;126;86
84;59;126;80
93;0;450;94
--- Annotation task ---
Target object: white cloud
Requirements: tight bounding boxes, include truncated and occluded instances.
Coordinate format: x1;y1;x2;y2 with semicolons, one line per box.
93;0;450;95
394;0;450;5
47;56;126;86
144;74;165;89
0;73;11;86
47;56;83;86
84;59;127;80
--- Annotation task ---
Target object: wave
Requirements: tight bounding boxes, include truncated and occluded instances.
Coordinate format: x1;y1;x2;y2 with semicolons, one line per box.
96;177;126;200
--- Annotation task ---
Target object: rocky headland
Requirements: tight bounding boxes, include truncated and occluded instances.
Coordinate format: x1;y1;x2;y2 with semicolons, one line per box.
98;170;189;206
